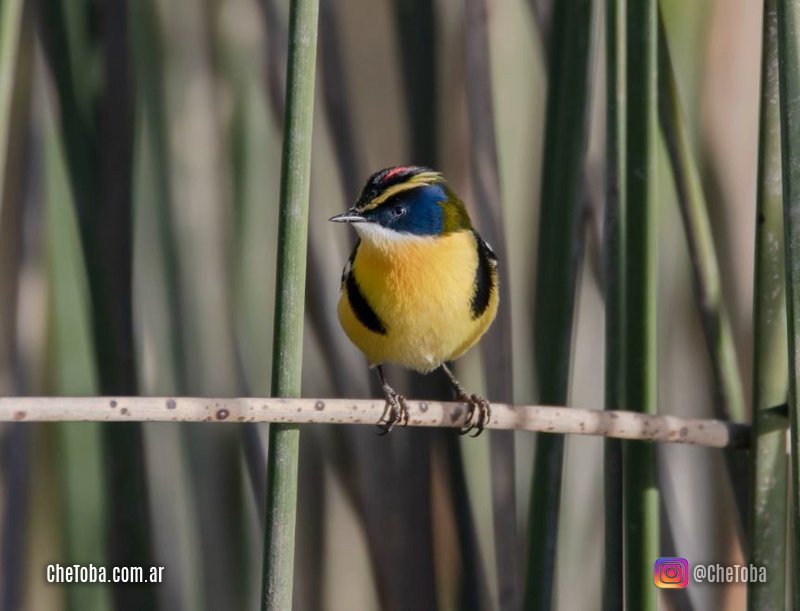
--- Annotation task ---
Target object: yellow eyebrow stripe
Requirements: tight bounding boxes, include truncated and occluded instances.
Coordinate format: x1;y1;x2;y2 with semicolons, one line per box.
357;171;443;212
406;171;442;185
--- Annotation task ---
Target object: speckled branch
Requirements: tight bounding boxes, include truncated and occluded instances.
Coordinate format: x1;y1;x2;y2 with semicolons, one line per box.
0;397;749;449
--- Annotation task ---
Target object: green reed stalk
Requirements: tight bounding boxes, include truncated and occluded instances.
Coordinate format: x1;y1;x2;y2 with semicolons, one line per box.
260;0;319;608
526;0;593;609
777;1;800;607
656;13;745;425
622;0;658;609
0;0;23;208
749;2;789;608
603;0;625;607
130;0;186;391
43;97;110;611
656;10;748;531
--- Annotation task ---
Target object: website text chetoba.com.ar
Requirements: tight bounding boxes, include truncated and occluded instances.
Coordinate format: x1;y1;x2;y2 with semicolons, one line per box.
653;557;767;588
46;563;165;584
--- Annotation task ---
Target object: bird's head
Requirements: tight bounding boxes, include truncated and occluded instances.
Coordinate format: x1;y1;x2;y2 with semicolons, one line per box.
329;166;472;243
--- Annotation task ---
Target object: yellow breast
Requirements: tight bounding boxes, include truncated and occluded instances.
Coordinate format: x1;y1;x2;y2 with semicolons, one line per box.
337;229;499;372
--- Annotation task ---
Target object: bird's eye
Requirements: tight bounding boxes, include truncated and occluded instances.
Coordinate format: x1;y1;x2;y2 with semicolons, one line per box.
392;205;406;218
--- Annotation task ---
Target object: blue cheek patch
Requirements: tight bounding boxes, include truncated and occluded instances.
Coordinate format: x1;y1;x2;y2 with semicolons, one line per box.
383;185;446;235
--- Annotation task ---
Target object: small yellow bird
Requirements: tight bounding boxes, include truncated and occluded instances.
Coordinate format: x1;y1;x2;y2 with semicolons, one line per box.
330;165;499;435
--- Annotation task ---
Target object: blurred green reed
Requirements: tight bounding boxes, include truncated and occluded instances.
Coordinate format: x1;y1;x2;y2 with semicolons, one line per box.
129;0;185;392
37;2;155;610
749;2;789;609
43;96;108;611
619;1;659;609
463;0;518;606
657;9;748;532
527;0;593;609
603;0;626;606
657;18;745;426
0;0;23;205
393;0;437;167
778;0;800;608
1;4;38;611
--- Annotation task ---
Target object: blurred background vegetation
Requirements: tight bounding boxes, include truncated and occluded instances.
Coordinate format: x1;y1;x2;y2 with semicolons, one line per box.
0;0;782;609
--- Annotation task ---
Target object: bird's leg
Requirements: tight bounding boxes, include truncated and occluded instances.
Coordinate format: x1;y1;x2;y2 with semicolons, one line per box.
440;363;492;437
375;365;409;435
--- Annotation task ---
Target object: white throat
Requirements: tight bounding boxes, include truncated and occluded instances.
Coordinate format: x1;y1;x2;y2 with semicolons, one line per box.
353;223;434;249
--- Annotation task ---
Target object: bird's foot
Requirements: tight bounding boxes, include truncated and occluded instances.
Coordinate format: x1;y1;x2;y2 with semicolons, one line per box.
376;384;410;435
455;392;492;437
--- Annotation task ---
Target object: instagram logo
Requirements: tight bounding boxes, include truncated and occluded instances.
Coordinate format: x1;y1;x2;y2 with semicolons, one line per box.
654;557;689;588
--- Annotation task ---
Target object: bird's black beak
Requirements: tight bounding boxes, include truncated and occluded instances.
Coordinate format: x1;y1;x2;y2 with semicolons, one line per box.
329;210;366;223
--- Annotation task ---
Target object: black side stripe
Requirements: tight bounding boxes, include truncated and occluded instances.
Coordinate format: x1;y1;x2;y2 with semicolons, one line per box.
341;241;360;286
345;260;387;335
470;232;496;319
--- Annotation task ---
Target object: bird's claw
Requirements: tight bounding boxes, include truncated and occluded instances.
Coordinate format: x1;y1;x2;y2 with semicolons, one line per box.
376;387;410;435
457;393;492;437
